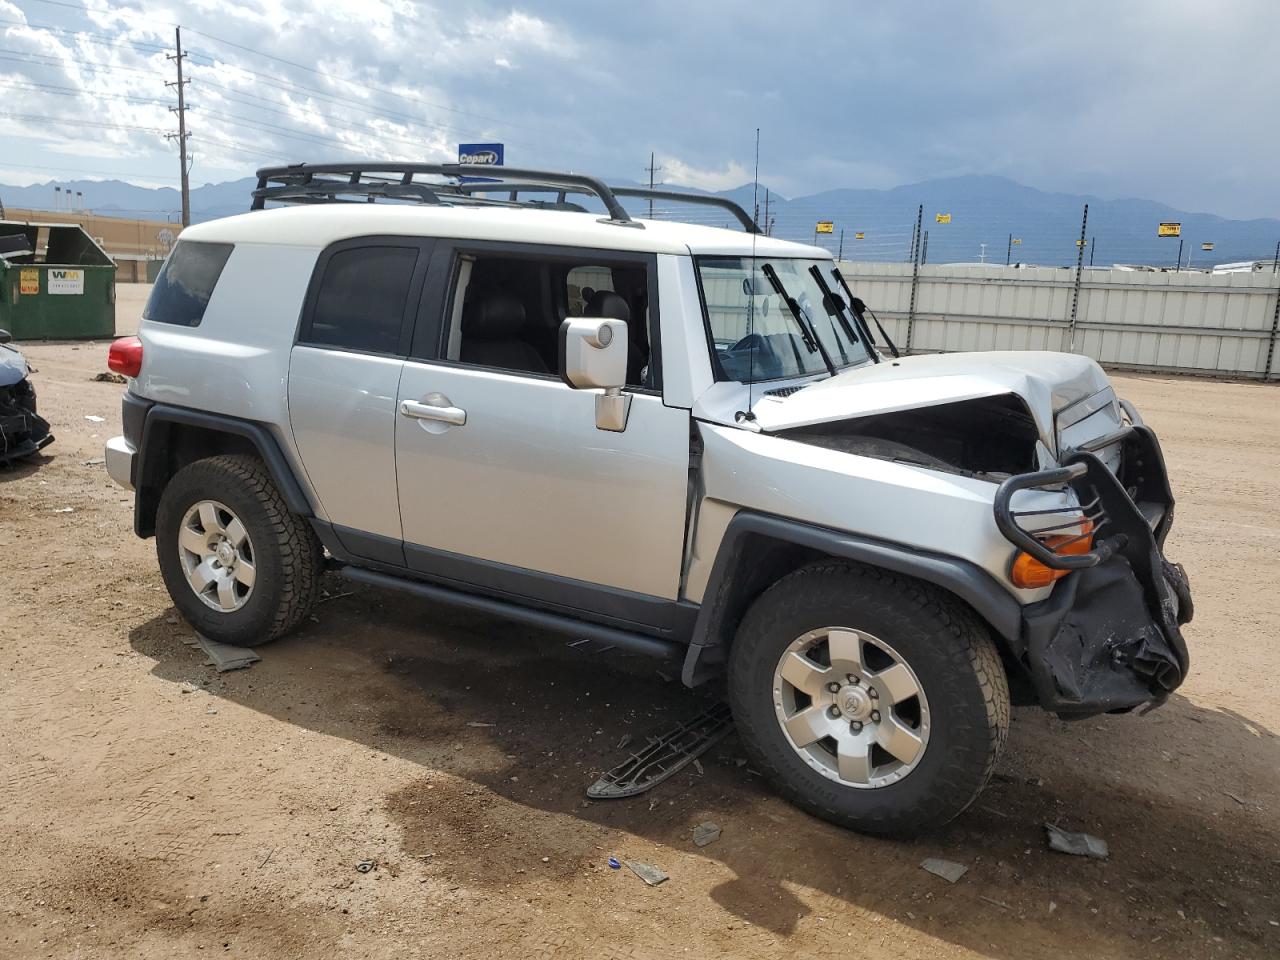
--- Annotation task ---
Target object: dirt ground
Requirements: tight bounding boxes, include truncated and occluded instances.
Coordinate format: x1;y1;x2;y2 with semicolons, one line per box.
2;316;1278;958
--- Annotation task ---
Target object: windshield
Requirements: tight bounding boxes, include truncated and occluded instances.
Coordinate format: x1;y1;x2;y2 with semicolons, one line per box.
697;256;872;383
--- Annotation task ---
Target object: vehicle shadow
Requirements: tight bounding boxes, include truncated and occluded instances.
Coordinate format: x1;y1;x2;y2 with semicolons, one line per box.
129;580;1280;959
0;452;54;483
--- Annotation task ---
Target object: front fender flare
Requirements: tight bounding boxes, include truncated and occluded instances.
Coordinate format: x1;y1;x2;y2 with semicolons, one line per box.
681;512;1023;686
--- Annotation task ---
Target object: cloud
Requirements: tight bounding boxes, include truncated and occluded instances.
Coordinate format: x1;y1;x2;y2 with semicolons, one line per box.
659;156;751;192
2;0;1277;218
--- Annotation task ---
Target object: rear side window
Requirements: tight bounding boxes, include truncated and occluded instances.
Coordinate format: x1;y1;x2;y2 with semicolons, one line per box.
144;240;233;327
302;246;419;354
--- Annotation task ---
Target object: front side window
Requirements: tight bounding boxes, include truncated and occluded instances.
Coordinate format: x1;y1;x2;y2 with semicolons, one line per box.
696;256;872;383
304;245;419;354
144;240;233;327
443;251;656;388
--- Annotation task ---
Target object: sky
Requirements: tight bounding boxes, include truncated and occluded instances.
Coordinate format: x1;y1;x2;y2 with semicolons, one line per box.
2;0;1279;218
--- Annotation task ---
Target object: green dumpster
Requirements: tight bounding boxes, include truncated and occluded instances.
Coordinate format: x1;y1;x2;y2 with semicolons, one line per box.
0;220;116;339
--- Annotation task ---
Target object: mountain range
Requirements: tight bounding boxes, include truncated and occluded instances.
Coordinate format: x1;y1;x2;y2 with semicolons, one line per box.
3;173;1277;268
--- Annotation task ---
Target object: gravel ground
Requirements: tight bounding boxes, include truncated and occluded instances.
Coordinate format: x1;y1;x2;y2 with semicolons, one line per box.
1;331;1277;960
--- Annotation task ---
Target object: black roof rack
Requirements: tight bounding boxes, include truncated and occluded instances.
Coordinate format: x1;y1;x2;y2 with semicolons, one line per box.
251;162;760;233
455;181;759;233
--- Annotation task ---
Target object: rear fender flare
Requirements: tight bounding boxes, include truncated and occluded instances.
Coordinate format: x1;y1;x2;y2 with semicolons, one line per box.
134;403;314;537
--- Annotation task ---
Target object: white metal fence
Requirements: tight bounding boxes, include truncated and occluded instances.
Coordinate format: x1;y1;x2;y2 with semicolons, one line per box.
837;262;1280;379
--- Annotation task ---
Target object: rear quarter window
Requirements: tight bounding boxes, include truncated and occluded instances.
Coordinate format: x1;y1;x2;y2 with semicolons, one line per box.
144;240;234;327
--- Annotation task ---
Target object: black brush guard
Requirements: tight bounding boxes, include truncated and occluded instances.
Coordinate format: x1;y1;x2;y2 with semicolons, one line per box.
994;425;1192;716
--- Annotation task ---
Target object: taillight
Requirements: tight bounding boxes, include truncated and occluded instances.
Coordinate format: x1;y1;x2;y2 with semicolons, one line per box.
108;336;143;378
1010;520;1095;589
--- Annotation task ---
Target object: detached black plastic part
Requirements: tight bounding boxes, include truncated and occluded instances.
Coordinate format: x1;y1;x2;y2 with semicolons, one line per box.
1017;427;1192;717
0;377;54;465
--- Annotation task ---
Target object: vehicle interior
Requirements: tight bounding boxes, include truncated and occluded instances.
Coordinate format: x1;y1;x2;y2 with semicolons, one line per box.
446;253;654;388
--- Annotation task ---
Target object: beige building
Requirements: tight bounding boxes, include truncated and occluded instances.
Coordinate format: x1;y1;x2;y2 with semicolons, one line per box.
3;207;183;282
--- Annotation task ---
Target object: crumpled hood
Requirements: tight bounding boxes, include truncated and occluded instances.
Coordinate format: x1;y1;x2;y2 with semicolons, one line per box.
750;350;1111;445
0;344;30;387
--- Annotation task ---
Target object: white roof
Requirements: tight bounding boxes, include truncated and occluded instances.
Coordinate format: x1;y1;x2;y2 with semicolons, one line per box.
180;203;827;259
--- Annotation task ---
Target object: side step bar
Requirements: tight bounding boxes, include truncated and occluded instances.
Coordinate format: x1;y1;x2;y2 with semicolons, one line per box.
340;565;685;662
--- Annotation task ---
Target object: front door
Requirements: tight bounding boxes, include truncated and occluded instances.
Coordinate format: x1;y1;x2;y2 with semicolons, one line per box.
394;243;690;611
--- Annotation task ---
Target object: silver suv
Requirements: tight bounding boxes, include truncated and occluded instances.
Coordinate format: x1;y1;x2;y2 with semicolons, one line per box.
104;163;1193;835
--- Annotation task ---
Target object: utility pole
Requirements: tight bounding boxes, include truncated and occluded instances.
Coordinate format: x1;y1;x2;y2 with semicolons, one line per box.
763;189;770;236
1273;239;1278;274
978;241;987;264
921;229;929;265
1175;236;1184;272
643;152;662;219
837;228;844;260
167;27;191;227
1006;232;1013;266
1089;236;1095;267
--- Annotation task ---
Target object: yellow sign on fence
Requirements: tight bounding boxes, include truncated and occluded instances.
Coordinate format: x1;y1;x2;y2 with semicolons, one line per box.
854;232;865;240
1201;242;1215;251
1011;238;1022;245
815;221;834;234
1077;239;1088;247
19;268;38;295
1158;222;1181;237
935;213;951;224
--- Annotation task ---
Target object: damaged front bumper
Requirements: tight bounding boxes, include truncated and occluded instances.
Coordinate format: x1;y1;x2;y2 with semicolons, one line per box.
996;425;1192;717
0;377;54;465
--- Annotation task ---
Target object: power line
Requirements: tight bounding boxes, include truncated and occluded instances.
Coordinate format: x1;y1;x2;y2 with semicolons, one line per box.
0;76;169;106
0;160;178;182
0;109;165;134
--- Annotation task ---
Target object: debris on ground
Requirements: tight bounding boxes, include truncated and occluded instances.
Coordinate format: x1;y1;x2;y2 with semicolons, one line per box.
623;859;668;886
52;506;73;513
466;722;495;728
587;702;733;799
1045;823;1109;859
92;372;127;383
616;733;632;750
355;860;376;873
182;633;261;673
1223;791;1249;806
692;822;721;848
920;858;969;883
84;415;105;422
84;457;105;465
607;857;621;869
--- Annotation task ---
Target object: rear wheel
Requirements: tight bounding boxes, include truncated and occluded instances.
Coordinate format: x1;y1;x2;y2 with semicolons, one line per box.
728;563;1009;836
156;455;322;647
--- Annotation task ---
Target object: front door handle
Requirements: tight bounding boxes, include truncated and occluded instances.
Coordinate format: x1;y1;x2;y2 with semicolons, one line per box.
399;393;466;426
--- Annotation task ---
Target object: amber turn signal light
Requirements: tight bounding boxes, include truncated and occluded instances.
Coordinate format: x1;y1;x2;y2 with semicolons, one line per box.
1010;520;1094;589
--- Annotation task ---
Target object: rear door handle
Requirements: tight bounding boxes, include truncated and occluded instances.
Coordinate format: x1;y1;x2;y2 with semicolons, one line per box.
399;393;466;426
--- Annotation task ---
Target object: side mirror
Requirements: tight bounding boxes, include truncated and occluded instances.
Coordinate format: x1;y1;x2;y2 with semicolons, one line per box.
0;328;11;345
558;316;631;432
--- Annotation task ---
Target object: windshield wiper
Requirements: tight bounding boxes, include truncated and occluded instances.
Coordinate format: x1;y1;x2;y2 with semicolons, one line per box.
760;263;836;375
808;265;877;365
832;266;901;359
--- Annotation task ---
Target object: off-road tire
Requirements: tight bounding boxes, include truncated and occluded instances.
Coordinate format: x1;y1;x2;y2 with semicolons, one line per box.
156;454;322;647
728;562;1010;836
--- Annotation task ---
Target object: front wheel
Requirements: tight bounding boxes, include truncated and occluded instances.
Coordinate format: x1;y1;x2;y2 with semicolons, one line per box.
728;563;1010;836
155;455;322;647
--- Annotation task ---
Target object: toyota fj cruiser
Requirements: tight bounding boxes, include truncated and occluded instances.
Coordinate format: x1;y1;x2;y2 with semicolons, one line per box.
104;163;1192;835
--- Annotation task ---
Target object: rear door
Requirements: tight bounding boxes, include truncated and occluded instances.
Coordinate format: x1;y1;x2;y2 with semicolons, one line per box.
288;237;432;564
393;241;691;625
